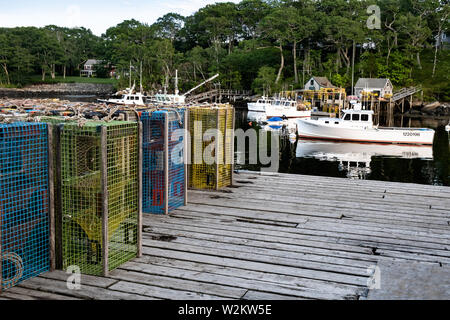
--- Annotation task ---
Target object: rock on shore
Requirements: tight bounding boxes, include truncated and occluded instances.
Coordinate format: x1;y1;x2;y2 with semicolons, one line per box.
0;83;115;98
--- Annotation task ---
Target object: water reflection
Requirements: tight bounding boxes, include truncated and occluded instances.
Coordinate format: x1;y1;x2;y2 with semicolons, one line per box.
296;140;434;180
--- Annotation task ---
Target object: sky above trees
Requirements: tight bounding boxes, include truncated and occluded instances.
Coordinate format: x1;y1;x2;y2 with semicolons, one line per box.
0;0;240;36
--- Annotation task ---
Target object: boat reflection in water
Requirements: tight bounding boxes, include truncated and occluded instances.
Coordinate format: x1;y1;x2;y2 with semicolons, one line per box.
296;140;434;180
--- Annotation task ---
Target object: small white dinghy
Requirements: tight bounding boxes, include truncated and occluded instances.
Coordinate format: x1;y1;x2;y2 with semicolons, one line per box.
297;109;435;145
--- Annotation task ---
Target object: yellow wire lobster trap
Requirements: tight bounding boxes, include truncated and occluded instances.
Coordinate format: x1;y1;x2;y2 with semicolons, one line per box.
187;105;235;190
59;120;141;276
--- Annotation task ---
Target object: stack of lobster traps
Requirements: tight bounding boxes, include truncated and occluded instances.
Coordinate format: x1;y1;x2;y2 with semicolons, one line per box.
0;101;236;291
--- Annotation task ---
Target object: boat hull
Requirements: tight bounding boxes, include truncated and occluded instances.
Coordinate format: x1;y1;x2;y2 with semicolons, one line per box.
297;119;435;145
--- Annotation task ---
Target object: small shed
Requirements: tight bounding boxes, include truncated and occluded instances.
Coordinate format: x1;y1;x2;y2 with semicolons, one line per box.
354;78;393;99
304;77;337;91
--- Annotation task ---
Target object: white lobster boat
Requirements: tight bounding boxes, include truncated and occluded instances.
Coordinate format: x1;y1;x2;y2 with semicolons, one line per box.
247;97;311;120
297;109;435;145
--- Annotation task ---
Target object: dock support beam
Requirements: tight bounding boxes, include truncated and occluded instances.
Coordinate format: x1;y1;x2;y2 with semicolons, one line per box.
47;125;55;271
137;122;143;257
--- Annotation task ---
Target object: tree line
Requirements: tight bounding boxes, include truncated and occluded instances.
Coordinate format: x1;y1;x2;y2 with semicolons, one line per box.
0;0;449;100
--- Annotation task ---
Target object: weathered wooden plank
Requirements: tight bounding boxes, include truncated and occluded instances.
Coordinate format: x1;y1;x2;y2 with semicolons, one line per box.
118;261;358;300
234;173;450;199
2;286;81;300
145;216;450;258
212;185;450;214
236;171;450;194
109;269;247;299
187;192;449;226
39;270;118;288
144;216;374;255
141;242;369;286
108;280;226;300
17;277;148;300
135;255;364;297
175;204;309;225
242;290;309;300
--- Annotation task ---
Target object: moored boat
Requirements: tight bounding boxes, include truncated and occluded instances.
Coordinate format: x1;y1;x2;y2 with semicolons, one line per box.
248;97;311;120
297;109;435;145
98;84;148;106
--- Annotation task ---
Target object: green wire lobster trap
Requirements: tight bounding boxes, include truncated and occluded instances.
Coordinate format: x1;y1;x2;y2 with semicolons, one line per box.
59;120;141;276
187;105;235;190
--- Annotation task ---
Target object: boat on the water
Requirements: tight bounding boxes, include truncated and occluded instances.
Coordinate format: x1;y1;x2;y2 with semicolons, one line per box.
247;97;311;120
98;84;148;106
297;109;435;145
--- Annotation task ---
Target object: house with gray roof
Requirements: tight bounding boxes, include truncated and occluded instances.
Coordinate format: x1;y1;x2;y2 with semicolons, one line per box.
354;78;393;99
304;77;337;91
80;59;104;77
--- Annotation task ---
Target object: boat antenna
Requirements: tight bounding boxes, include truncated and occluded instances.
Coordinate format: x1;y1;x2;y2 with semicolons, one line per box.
175;69;179;95
129;60;132;89
140;60;143;93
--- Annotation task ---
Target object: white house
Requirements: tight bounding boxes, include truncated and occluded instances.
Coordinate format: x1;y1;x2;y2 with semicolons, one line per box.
304;77;337;91
354;78;393;99
80;59;103;77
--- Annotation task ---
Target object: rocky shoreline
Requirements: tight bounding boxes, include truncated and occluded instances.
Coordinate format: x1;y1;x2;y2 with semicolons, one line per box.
0;83;115;99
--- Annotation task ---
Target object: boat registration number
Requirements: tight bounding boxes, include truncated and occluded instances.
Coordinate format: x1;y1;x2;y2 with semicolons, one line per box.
403;132;420;137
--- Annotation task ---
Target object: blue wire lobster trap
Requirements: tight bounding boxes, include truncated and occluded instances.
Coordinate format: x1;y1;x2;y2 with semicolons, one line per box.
0;122;50;291
141;109;187;214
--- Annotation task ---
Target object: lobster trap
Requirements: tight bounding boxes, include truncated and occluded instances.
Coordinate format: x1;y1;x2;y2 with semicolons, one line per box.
0;122;52;291
141;109;187;215
59;121;141;276
187;105;235;190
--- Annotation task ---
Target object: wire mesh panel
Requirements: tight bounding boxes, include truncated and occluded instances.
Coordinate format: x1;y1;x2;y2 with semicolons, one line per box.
141;109;186;214
39;116;76;270
60;121;139;275
188;105;234;190
0;122;50;291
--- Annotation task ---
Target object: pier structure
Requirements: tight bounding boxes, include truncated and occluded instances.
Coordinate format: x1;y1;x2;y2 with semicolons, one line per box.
300;88;347;115
362;86;422;127
1;171;448;300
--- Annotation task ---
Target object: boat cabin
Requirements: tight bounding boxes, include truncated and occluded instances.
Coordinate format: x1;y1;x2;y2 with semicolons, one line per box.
341;109;373;123
316;109;374;129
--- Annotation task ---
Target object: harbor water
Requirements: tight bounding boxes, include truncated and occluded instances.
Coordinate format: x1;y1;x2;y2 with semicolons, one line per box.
235;108;450;187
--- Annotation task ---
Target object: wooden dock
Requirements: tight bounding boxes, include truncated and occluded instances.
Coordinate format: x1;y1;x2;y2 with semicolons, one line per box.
1;171;449;300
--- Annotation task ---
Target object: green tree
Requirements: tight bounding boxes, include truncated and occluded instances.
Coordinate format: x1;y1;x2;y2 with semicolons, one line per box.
252;66;277;94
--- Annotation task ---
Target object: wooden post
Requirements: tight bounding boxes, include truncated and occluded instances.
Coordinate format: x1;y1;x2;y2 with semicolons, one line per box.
215;109;220;190
137;122;143;257
409;95;413;128
100;126;109;276
47;125;55;271
224;108;229;185
184;110;188;206
401;98;405;127
164;113;169;215
55;125;63;269
231;107;235;185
